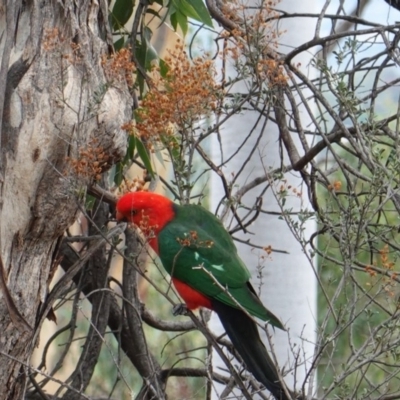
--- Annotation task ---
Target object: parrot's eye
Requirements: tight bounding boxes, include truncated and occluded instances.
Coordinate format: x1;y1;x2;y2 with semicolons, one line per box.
130;209;138;216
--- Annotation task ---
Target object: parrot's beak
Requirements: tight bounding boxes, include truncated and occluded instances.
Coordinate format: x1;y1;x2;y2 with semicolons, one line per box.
116;210;126;222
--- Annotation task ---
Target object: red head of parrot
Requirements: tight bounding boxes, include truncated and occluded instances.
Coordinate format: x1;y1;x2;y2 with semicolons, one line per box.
116;191;175;253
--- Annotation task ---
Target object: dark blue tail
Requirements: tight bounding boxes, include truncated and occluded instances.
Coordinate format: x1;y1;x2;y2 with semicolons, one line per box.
212;299;296;400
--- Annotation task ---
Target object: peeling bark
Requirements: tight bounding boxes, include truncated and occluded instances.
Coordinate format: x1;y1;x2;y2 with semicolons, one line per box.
0;1;132;398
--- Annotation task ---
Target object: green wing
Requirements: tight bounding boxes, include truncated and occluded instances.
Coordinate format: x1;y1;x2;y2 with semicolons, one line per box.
158;203;284;329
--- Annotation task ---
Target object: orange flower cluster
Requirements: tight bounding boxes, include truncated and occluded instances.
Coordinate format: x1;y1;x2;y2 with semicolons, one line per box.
102;48;135;87
379;244;395;270
137;211;158;239
256;59;287;86
277;181;302;198
133;44;219;143
176;230;214;248
328;180;342;192
220;0;287;87
365;244;397;296
66;139;110;182
263;245;272;255
365;265;377;278
118;170;149;193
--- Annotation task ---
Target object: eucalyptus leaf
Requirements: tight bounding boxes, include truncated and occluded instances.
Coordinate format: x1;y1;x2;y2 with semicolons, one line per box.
111;0;134;30
135;136;155;178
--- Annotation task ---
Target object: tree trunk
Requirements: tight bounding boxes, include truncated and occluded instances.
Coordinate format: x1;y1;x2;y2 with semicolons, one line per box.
0;1;131;399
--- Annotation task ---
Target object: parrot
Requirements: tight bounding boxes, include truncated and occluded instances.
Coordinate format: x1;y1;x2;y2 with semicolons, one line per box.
116;191;296;400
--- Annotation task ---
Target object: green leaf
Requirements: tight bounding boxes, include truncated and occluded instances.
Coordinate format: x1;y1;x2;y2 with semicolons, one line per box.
159;58;169;78
146;8;162;19
113;135;154;184
112;162;124;186
170;11;179;32
111;0;134;30
185;0;213;28
135;27;158;78
112;134;137;185
125;134;137;161
134;136;155;178
172;0;213;28
134;40;146;94
175;11;189;36
113;37;125;51
85;194;97;211
143;27;158;68
162;134;180;163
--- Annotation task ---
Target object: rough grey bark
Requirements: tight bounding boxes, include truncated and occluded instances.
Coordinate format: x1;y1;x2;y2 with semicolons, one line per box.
0;1;131;398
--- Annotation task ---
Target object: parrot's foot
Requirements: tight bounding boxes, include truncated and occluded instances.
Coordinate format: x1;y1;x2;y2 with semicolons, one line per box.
172;303;188;316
